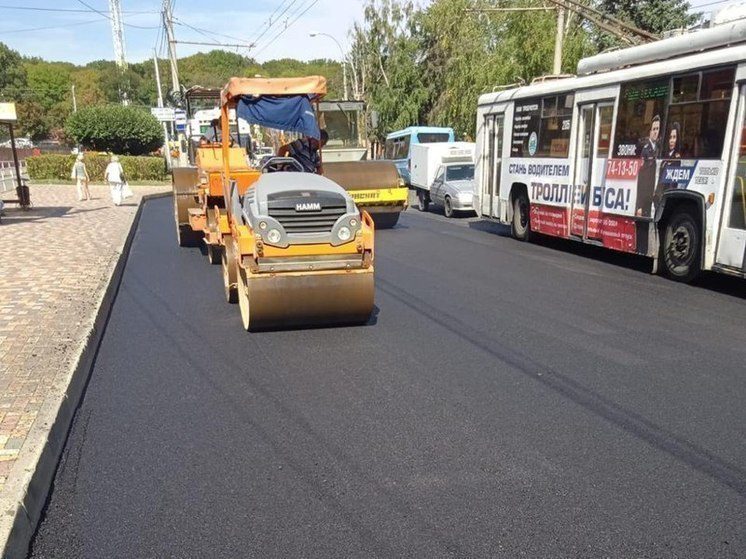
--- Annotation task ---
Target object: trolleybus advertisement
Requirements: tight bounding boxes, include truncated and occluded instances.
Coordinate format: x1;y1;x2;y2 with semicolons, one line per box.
512;156;721;255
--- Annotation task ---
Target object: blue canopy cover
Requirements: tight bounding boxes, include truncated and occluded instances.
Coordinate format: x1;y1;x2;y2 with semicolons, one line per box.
236;95;320;139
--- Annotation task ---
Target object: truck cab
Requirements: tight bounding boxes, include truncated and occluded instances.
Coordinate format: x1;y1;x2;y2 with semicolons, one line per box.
410;142;476;217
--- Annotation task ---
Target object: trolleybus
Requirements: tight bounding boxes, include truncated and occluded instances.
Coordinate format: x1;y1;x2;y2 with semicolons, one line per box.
475;20;746;282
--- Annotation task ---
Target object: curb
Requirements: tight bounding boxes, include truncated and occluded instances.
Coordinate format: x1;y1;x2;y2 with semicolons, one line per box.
0;191;171;559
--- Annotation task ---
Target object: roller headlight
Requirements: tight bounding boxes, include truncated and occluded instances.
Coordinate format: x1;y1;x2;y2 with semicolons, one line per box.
266;229;281;244
337;226;352;242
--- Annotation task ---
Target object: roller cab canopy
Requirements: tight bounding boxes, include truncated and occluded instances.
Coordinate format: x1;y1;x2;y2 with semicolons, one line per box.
222;76;327;139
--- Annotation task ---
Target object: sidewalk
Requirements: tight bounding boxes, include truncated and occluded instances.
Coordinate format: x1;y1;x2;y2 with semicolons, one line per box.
0;183;170;554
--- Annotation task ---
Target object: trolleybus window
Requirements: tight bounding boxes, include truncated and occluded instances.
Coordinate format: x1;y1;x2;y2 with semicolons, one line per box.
729;118;746;229
511;94;573;157
664;66;734;159
613;77;670;159
539;94;573;157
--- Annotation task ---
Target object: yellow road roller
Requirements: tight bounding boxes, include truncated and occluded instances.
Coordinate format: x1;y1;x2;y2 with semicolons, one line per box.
324;160;408;229
316;100;408;228
215;76;375;330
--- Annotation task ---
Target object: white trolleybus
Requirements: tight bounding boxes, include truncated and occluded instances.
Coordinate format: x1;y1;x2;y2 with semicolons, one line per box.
475;20;746;282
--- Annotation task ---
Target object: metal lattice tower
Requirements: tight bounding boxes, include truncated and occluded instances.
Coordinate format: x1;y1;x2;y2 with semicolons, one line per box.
109;0;127;69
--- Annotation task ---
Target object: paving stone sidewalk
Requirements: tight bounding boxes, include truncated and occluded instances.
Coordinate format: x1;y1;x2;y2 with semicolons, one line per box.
0;183;169;493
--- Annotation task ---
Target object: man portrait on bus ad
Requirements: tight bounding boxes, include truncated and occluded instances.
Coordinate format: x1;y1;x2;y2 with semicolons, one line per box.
636;114;661;219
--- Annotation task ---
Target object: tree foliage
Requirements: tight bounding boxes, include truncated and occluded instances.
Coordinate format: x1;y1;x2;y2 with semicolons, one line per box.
352;0;695;140
0;41;344;141
66;105;164;155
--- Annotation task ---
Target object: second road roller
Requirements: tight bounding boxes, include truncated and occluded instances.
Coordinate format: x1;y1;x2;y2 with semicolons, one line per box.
172;75;376;331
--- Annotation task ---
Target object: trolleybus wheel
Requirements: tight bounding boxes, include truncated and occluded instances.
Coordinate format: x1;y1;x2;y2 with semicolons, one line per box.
661;206;701;283
511;191;531;241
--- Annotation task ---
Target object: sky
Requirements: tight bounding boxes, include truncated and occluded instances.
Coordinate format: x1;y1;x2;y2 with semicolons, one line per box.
0;0;367;65
0;0;734;66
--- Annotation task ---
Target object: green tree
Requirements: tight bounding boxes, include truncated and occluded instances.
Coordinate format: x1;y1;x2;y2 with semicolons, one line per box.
0;42;27;100
66;105;164;155
72;69;107;106
595;0;699;48
350;0;427;139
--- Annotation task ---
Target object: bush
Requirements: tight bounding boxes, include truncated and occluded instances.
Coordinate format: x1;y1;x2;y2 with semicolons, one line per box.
65;105;164;155
27;153;168;182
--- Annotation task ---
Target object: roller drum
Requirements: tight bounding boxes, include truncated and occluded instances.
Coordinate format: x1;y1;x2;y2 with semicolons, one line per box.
240;269;374;331
323;161;401;191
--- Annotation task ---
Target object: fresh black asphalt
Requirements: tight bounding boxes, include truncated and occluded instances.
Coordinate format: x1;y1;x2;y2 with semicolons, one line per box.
30;197;746;558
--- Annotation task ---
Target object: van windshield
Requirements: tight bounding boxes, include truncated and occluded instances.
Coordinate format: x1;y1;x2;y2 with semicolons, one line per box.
417;133;451;143
446;164;474;181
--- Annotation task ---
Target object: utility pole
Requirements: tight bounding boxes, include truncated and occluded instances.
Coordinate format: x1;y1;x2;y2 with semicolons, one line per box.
109;0;129;105
71;85;77;113
163;0;180;94
153;50;172;169
553;3;565;74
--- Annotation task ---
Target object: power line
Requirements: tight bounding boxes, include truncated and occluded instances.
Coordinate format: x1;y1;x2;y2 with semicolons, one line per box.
694;0;731;8
74;0;160;30
172;17;252;46
0;5;157;14
245;0;292;44
249;0;299;50
0;19;102;35
253;0;320;58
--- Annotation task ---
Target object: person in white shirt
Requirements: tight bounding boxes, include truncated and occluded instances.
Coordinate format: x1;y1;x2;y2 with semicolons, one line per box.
104;155;125;206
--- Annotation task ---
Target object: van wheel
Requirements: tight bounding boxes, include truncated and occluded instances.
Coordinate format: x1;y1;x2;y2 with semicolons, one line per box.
661;206;701;283
511;191;530;241
444;196;454;218
418;190;429;212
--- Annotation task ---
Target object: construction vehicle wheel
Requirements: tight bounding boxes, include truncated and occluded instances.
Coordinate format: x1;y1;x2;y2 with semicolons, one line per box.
236;269;374;332
372;212;400;229
177;224;202;247
222;238;238;304
207;243;222;265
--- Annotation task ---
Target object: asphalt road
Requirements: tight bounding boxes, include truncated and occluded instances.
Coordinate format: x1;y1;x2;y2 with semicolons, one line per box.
30;197;746;558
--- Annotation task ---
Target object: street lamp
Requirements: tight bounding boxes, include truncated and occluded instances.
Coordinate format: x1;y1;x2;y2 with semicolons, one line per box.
309;32;348;100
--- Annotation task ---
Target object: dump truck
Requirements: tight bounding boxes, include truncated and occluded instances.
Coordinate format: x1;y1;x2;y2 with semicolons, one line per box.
318;100;409;229
172;76;375;331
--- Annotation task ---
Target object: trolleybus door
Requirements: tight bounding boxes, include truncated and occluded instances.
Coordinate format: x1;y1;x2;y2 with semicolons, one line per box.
717;83;746;272
481;113;504;218
571;102;614;241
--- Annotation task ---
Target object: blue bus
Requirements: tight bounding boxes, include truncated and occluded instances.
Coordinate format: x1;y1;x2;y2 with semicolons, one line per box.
384;126;455;184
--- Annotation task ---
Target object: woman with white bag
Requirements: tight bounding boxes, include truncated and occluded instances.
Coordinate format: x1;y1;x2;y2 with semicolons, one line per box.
104;155;131;206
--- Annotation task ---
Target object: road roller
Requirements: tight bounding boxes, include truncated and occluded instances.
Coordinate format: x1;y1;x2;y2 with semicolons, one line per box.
172;86;258;265
324;160;408;229
180;75;375;331
316;100;408;229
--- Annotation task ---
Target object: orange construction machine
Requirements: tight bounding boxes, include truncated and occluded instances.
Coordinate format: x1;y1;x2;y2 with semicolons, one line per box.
171;76;376;330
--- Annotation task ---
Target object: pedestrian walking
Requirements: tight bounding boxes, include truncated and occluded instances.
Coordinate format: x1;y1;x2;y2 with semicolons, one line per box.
104;155;125;206
71;154;91;201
